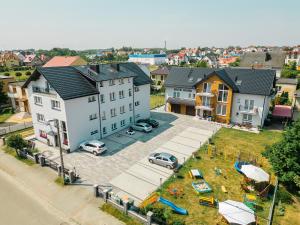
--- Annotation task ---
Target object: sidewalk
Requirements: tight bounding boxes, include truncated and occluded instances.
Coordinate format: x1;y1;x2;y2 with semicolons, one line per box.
0;149;123;225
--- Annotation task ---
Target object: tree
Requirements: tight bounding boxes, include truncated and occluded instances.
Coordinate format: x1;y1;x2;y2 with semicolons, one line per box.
0;81;8;106
6;134;28;157
263;119;300;190
195;61;208;68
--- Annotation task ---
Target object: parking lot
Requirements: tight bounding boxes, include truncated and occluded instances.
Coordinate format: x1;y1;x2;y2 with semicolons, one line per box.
32;111;220;204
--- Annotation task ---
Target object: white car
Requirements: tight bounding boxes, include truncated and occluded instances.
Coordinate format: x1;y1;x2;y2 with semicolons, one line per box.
126;126;135;135
79;140;107;155
131;122;152;133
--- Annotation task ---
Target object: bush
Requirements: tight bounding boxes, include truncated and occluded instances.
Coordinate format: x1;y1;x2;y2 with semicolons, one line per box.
4;72;10;76
276;188;293;204
6;134;28;157
15;72;22;77
25;71;31;76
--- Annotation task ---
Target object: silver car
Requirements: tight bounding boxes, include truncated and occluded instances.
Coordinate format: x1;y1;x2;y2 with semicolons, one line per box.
148;152;178;169
131;122;152;133
79;140;107;155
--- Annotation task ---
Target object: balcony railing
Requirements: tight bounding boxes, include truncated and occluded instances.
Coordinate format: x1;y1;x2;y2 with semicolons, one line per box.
7;92;18;98
196;92;214;97
239;105;258;115
32;86;51;94
196;104;213;111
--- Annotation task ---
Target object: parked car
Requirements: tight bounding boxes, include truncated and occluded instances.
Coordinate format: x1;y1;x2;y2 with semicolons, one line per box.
79;140;107;155
132;122;152;133
137;118;159;128
126;126;135;135
148;152;178;169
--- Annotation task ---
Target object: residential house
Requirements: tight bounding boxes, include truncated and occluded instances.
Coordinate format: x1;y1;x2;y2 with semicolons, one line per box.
276;78;298;105
0;75;15;92
219;57;238;67
201;53;218;68
0;52;20;67
128;54;167;65
43;56;87;67
23;54;43;67
7;81;31;113
239;51;286;77
150;66;169;89
23;63;151;151
285;51;300;71
165;67;276;127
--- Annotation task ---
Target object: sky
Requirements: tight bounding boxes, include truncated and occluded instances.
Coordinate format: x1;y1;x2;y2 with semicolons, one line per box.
1;0;299;50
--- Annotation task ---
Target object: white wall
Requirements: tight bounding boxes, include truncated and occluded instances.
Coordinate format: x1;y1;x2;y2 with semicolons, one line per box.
165;87;196;101
128;57;166;65
134;84;150;120
231;93;270;127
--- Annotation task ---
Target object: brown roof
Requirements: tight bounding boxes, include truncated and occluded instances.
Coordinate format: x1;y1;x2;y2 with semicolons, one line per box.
150;66;170;76
43;56;85;67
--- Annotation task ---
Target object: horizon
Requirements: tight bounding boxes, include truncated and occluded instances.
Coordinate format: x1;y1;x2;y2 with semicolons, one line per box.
1;0;300;50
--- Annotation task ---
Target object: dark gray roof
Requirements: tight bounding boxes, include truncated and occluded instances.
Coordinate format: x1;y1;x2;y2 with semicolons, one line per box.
276;78;298;85
165;67;276;96
150;66;170;75
166;97;195;106
23;67;99;100
75;63;151;86
239;52;286;69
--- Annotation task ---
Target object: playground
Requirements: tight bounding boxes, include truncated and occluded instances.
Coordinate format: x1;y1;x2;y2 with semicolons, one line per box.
140;128;282;225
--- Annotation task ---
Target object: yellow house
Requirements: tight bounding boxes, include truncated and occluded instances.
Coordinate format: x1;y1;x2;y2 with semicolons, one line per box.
195;71;235;124
276;78;298;104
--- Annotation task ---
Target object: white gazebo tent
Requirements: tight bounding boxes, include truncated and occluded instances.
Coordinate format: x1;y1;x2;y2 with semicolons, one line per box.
219;200;256;225
240;165;270;183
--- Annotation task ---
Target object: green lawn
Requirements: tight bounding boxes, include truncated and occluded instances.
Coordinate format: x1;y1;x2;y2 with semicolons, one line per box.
0;70;34;81
146;128;283;225
150;95;165;109
0;108;13;123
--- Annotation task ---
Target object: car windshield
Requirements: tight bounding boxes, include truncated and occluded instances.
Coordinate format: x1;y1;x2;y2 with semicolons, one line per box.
154;153;160;157
170;156;177;162
99;143;105;147
144;124;151;128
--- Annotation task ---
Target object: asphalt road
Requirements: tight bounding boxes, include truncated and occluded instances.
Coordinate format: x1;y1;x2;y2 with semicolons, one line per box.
0;170;66;225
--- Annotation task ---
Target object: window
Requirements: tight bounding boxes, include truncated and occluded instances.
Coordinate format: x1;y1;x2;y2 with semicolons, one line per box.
129;117;133;123
135;101;140;106
244;99;254;111
173;91;180;98
151;75;155;79
134;87;139;92
216;104;227;116
120;106;125;114
102;111;106;120
119;78;124;84
217;84;229;102
202;96;211;107
203;82;211;93
111;123;117;131
100;94;105;103
109;80;115;86
188;93;192;98
110;92;115;101
91;130;98;135
103;127;107;134
161;75;164;81
37;113;45;122
88;96;96;102
136;114;140;118
119;90;124;99
120;119;125;127
110;108;116;117
193;94;196;99
129;103;133;111
99;81;104;87
34;96;42;105
51;100;60;110
128;89;132;97
243;114;253;123
39;130;47;139
89;113;97;120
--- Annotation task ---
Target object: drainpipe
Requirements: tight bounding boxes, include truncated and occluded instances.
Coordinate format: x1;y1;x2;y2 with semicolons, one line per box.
260;95;267;127
132;80;136;124
97;83;102;139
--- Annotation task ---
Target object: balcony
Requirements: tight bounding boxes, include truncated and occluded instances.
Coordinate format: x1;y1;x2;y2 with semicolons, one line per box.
7;92;18;98
32;86;56;96
196;92;214;97
239;105;258;115
195;104;213;111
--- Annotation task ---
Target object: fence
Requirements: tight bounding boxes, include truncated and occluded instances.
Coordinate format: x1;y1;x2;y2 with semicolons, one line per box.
267;177;279;225
0;121;33;136
94;185;156;225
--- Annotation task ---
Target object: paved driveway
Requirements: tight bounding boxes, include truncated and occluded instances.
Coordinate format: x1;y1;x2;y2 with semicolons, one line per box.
30;112;220;204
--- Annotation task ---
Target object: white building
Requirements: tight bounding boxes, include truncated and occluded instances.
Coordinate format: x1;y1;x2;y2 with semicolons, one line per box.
128;54;167;65
24;63;151;151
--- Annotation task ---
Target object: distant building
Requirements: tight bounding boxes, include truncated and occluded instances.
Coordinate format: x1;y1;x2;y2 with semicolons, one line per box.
128;54;167;65
0;75;15;92
23;54;43;67
219;57;238;67
276;78;298;105
150;66;169;89
8;81;31;113
43;56;87;67
0;52;20;67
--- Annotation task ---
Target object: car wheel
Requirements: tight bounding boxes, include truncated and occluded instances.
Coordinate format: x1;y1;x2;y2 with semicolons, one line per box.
166;165;172;169
93;151;98;156
149;159;153;163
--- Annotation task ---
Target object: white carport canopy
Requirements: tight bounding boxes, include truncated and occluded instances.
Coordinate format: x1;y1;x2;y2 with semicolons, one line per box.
219;200;255;225
241;164;270;183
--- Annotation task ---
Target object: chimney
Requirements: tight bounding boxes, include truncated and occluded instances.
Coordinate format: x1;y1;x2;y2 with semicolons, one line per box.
235;76;238;82
111;63;120;71
89;64;100;74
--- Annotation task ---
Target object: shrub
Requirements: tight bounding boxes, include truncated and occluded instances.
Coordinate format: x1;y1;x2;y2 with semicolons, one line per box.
15;72;22;77
25;71;31;76
4;72;10;76
276;188;293;204
6;134;28;157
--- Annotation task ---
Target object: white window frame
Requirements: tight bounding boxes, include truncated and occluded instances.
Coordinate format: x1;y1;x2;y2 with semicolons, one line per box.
37;113;45;122
51;100;60;110
217;84;229;103
216;104;227;116
34;96;42;105
203;82;211;93
89;113;97;120
88;96;96;103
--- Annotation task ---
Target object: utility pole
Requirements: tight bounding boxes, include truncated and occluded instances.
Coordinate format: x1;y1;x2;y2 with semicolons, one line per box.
54;119;65;184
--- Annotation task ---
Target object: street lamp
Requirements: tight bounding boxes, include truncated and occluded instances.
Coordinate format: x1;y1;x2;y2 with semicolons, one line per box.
47;119;65;184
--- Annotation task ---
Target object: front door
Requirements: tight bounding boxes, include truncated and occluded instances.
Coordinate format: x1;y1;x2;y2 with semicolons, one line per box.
186;106;196;116
203;110;212;119
171;104;180;113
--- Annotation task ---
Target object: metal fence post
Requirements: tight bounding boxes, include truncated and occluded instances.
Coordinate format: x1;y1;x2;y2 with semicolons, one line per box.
146;211;153;225
94;184;99;197
123;199;129;215
57;165;62;177
39;155;45;167
103;189;108;202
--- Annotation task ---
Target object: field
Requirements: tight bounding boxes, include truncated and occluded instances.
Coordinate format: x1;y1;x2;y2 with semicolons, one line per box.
0;108;13;123
149;128;283;225
150;95;165;109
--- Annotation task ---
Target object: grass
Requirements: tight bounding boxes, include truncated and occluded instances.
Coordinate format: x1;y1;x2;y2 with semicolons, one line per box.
150;95;165;109
147;128;283;225
100;203;143;225
147;65;159;72
54;176;65;186
0;108;13;123
2;146;35;166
